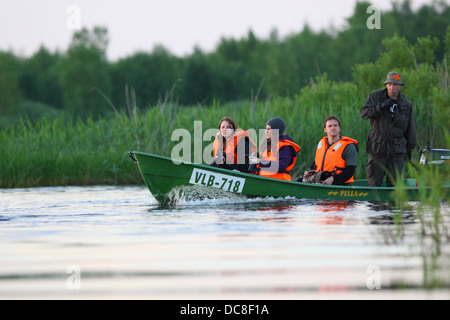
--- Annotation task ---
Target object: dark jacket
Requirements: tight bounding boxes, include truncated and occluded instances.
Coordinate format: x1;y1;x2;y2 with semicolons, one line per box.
360;88;416;157
259;134;299;173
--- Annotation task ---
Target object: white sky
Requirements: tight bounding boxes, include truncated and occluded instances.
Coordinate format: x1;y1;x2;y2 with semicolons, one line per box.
0;0;436;61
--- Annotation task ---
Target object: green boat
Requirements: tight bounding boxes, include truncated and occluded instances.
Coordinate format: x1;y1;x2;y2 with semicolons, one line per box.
129;151;446;205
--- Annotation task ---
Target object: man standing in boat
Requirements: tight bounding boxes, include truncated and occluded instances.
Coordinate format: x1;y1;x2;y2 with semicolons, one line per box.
360;71;417;187
302;115;358;185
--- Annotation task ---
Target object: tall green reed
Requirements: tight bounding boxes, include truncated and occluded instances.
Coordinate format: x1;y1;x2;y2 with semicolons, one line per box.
390;132;449;288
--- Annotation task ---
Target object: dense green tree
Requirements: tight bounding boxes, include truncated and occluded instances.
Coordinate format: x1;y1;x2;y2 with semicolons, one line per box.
19;46;63;109
284;26;334;86
179;48;214;105
59;27;112;117
388;0;450;60
214;30;267;100
207;55;247;101
0;51;21;115
110;46;182;109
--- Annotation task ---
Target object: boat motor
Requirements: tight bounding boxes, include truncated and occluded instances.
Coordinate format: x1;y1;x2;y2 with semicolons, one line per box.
419;146;450;165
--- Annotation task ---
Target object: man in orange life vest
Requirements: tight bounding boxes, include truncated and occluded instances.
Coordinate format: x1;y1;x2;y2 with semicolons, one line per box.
249;117;301;181
303;115;358;185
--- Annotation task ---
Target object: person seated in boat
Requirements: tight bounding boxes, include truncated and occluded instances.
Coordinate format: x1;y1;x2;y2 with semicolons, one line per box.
249;117;301;181
300;115;358;185
211;116;256;173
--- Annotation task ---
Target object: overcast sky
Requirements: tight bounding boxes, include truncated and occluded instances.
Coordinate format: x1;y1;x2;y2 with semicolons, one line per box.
0;0;435;61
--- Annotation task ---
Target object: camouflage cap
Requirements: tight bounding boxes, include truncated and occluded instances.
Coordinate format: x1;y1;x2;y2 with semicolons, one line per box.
384;71;404;85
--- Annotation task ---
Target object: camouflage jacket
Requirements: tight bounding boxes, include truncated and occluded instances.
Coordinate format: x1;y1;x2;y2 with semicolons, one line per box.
360;88;417;157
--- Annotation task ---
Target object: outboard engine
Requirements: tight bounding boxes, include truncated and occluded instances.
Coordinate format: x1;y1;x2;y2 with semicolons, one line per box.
419;146;450;165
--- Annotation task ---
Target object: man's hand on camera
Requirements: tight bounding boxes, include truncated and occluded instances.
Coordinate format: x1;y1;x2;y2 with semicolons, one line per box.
382;98;395;108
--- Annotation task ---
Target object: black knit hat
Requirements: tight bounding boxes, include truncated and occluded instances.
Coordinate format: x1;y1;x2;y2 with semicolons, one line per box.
267;117;286;135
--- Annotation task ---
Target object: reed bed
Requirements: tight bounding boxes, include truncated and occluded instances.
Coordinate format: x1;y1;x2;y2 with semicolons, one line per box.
388;158;450;289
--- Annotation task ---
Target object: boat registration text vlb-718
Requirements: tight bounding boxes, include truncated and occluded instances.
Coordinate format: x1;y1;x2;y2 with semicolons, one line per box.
189;168;246;193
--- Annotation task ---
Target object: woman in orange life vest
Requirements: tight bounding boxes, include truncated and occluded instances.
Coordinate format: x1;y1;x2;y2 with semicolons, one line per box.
303;115;358;185
211;117;256;173
249;117;301;181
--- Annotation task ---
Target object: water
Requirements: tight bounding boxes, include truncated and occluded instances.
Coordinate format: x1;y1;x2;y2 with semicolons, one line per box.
1;185;449;300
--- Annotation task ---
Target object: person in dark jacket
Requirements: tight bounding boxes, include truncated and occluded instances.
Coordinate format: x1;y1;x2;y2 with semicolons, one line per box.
249;117;301;181
360;71;417;187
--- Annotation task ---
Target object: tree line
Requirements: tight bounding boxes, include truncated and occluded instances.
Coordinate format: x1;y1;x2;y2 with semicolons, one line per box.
0;0;449;123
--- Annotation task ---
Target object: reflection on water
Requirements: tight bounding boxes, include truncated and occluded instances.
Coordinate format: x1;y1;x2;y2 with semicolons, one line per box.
0;186;449;299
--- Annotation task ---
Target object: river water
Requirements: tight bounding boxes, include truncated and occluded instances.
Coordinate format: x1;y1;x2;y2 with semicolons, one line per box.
1;185;449;300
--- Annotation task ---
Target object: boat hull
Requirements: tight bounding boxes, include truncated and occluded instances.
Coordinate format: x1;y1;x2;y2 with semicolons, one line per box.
130;151;429;204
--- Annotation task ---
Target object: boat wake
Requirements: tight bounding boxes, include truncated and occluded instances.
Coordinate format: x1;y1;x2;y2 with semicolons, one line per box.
166;185;247;206
165;185;307;207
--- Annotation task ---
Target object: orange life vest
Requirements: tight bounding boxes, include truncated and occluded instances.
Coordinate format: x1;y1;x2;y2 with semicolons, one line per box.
257;139;301;181
213;130;256;164
314;136;358;184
